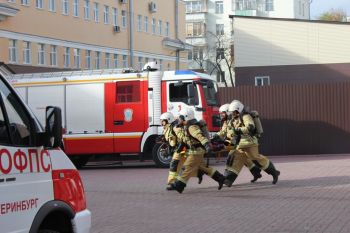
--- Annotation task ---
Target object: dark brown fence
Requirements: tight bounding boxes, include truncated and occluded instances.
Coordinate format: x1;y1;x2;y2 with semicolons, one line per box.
218;82;350;155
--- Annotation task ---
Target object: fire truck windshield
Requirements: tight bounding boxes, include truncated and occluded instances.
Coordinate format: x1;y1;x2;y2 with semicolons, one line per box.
198;80;219;106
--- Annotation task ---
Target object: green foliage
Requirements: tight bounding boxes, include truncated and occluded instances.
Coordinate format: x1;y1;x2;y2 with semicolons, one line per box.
317;8;347;22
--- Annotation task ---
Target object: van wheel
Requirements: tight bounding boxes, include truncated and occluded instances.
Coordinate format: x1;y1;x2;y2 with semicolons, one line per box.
38;230;60;233
70;156;90;169
152;143;172;168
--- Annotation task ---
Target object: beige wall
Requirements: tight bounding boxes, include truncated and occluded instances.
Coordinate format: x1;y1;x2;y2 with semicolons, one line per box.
234;17;350;67
0;0;188;71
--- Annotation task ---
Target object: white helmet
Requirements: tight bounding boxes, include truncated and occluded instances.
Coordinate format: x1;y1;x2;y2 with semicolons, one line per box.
143;61;159;71
228;100;244;114
160;112;175;124
219;103;230;113
178;107;195;121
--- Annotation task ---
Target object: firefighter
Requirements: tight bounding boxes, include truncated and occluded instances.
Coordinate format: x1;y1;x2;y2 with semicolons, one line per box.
160;112;203;190
169;107;225;193
212;103;262;183
224;100;280;186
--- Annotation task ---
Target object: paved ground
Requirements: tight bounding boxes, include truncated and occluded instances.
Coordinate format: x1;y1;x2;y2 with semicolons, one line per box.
80;154;350;233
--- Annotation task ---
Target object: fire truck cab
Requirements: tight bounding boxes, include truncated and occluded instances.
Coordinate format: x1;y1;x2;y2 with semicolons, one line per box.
8;63;220;167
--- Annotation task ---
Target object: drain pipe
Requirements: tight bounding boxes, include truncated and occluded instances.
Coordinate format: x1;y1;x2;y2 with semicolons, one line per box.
129;0;134;68
175;0;180;70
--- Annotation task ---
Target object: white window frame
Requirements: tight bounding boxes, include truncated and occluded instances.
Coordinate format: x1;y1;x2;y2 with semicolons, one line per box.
49;0;56;11
85;50;91;69
8;0;16;3
23;41;31;64
216;24;224;36
62;0;68;15
121;10;127;28
113;54;118;68
105;53;110;69
84;0;90;19
36;0;43;9
64;47;70;68
137;57;143;70
112;7;118;26
122;55;128;67
215;1;223;14
74;48;81;69
95;51;100;69
158;20;162;35
8;39;17;63
144;16;148;33
73;0;78;17
104;5;109;24
38;43;45;65
21;0;29;5
94;2;99;22
165;22;169;37
137;14;142;31
152;18;156;34
265;0;274;11
159;59;163;71
255;76;270;86
50;45;57;66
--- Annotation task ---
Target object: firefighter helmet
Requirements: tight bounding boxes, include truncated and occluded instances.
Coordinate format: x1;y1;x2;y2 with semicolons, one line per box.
178;107;195;121
160;112;175;124
219;103;230;113
143;61;159;71
228;100;244;114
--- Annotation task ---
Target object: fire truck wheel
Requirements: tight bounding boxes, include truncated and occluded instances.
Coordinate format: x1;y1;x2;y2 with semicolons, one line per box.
70;156;90;169
38;230;60;233
152;143;172;168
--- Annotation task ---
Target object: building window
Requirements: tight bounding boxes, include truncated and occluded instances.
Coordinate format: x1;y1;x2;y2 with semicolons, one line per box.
159;59;163;71
235;0;256;11
8;0;15;3
137;57;143;70
193;47;204;60
73;0;78;16
152;18;156;34
116;81;141;103
216;48;225;59
23;41;31;64
36;0;43;9
49;0;56;11
113;54;118;68
62;0;68;15
188;50;192;60
265;0;273;11
105;53;110;69
216;24;224;35
186;1;202;13
255;76;270;86
94;2;99;22
216;71;225;83
74;48;80;68
121;10;127;27
84;0;90;19
122;55;128;67
50;45;57;66
104;5;109;24
112;7;118;26
85;50;91;69
64;47;70;68
95;51;100;69
144;16;148;32
8;39;17;63
21;0;29;5
215;1;223;14
137;14;142;31
186;22;203;37
165;22;169;36
38;43;45;65
158;20;162;35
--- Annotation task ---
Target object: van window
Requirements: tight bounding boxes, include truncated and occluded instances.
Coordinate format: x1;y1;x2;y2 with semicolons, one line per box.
116;81;141;103
169;82;198;105
0;80;32;146
0;106;10;144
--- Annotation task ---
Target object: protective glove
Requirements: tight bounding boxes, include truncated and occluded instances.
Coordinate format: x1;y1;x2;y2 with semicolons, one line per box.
234;128;242;136
175;142;186;153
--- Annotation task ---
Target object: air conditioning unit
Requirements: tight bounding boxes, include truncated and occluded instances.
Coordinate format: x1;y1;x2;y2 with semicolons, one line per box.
113;26;121;32
149;2;157;13
120;0;127;3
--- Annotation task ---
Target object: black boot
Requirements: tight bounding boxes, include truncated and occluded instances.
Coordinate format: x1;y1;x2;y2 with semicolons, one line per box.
264;162;280;184
211;171;225;190
173;180;186;193
224;170;238;187
166;183;176;191
197;169;205;184
250;165;262;183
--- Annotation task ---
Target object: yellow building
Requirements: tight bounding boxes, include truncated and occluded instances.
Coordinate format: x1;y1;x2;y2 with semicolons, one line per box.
0;0;190;73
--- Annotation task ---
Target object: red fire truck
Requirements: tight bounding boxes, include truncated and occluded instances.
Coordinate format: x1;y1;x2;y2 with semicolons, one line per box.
7;63;220;167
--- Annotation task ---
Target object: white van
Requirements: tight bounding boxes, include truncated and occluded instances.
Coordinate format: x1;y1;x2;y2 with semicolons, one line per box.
0;74;91;232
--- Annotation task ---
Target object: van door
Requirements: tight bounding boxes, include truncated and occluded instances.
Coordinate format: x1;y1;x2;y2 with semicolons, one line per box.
105;79;148;153
0;78;53;233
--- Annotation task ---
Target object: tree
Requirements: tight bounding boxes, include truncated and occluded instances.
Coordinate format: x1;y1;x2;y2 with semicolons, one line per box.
317;8;347;22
